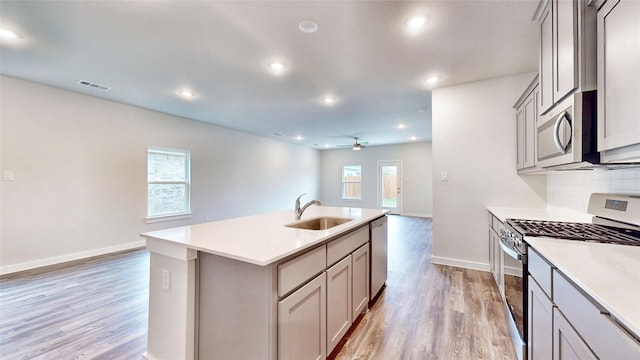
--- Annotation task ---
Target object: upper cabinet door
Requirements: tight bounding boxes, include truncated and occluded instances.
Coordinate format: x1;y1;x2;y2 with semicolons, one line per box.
539;4;554;114
597;0;640;162
538;0;596;116
554;0;578;102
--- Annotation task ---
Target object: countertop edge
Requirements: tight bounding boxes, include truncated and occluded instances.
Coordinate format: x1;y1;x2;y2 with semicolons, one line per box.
141;208;388;267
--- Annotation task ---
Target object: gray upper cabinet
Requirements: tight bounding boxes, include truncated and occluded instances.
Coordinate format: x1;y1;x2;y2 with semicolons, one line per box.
597;0;640;163
538;0;597;115
514;76;540;173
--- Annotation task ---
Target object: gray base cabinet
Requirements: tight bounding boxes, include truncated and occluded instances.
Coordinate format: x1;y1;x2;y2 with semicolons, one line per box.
528;248;640;360
326;256;352;355
528;276;553;360
279;272;327;360
553;308;597;360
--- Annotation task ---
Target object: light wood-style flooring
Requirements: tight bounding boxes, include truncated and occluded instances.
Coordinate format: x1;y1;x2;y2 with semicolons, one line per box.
0;215;516;359
0;250;149;359
333;216;516;360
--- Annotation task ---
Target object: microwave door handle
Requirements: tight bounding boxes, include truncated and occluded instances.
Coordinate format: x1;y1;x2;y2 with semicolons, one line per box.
553;111;568;154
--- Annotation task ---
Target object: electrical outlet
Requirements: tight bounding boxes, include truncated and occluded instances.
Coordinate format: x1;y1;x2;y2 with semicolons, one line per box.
161;269;171;290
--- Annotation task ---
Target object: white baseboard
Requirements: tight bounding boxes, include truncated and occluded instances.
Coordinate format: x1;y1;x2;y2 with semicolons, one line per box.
400;212;433;218
0;240;146;275
430;255;489;272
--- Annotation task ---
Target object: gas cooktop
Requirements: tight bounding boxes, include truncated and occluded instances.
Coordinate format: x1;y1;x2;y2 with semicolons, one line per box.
505;219;640;246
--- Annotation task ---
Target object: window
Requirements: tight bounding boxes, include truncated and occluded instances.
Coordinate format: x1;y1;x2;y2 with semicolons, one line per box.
147;147;191;220
342;165;362;200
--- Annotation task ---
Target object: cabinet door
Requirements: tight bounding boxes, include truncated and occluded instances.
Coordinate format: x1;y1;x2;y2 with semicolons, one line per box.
326;255;352;355
524;88;538;168
352;243;369;318
553;308;597;360
540;3;554;114
491;230;502;291
278;272;326;360
528;276;553;360
488;229;495;276
516;106;526;169
597;0;640;155
554;0;578;102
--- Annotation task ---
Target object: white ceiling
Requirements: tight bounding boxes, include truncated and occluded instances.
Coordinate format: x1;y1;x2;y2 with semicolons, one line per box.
0;0;539;149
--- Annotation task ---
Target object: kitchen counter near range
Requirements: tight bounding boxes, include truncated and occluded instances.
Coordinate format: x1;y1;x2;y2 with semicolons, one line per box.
526;237;640;339
141;206;387;266
487;206;593;224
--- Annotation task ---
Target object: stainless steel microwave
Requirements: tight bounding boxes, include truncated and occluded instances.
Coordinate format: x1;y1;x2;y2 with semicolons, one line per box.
537;91;599;169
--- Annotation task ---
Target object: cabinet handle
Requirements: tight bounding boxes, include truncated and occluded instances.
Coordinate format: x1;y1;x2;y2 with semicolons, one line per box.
553;111;571;154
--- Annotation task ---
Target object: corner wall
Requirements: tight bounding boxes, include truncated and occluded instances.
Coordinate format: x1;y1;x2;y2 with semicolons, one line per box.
0;76;320;274
431;73;547;270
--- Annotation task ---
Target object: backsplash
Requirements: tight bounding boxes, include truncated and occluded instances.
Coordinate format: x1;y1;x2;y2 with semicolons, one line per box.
547;168;640;212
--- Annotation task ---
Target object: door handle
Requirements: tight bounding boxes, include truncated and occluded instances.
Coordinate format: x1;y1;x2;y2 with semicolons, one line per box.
553;111;571;154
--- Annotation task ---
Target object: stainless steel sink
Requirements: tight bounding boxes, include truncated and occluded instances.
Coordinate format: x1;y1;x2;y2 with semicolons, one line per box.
285;217;352;230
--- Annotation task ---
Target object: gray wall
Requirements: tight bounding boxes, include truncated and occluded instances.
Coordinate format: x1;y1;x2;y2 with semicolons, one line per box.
0;76;321;274
319;141;433;217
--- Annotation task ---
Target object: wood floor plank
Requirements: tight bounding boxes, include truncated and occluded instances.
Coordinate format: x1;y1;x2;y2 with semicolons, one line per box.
0;216;516;359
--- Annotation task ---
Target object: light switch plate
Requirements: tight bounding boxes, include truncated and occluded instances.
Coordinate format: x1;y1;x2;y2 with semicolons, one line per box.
3;171;14;181
441;171;449;182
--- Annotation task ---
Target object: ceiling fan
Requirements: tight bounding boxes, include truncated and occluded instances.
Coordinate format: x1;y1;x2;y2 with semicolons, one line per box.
336;137;368;150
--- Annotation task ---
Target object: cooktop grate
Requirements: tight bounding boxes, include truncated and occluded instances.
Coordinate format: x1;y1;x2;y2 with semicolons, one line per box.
506;219;640;246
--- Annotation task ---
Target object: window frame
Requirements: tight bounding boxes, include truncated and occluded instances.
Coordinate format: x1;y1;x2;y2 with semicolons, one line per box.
341;164;362;201
146;147;192;223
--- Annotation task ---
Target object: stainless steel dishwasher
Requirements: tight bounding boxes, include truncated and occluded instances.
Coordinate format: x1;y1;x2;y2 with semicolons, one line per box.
370;216;388;300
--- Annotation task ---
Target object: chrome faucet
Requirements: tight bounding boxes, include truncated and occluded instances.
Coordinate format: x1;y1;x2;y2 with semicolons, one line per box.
295;193;321;220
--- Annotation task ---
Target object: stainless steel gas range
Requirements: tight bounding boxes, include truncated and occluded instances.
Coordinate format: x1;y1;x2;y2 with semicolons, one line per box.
498;193;640;360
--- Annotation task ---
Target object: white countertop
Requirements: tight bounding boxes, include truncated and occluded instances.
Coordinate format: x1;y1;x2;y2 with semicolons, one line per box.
141;206;387;266
487;206;593;224
526;237;640;338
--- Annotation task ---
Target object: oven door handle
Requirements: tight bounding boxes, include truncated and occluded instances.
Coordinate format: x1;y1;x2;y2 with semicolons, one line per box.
499;238;523;262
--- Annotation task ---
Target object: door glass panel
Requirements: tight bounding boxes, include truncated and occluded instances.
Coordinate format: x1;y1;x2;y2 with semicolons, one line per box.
381;165;398;209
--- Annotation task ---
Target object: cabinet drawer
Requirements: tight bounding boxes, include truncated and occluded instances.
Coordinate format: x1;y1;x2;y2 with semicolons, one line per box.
327;226;368;266
278;245;326;297
528;248;552;298
553;271;640;358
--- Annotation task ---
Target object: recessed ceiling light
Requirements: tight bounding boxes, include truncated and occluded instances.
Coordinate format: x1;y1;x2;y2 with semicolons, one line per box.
268;61;286;72
299;19;319;33
295;135;303;140
324;144;330;148
0;28;20;40
322;96;336;105
406;15;427;29
411;136;417;141
425;75;440;85
398;124;406;129
179;90;195;98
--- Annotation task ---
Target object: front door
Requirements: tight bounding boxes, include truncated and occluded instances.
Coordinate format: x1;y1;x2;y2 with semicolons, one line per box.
378;161;401;215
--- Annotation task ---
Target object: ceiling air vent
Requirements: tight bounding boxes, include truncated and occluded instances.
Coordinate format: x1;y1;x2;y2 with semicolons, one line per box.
78;80;111;91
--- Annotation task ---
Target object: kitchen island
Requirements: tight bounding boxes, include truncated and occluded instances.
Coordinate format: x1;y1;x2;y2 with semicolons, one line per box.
140;206;387;360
